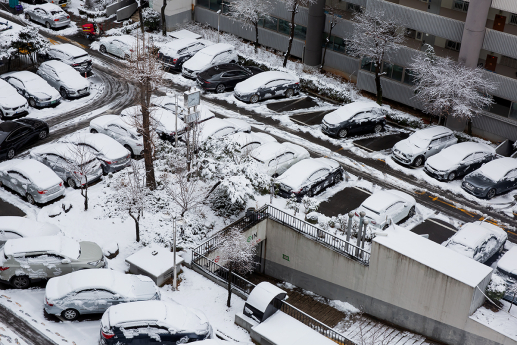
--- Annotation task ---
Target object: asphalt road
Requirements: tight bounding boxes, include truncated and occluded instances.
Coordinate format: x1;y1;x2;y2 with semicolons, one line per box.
0;199;25;217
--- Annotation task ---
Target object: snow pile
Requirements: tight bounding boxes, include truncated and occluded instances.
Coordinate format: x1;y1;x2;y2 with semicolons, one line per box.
486;274;507;302
328;300;360;315
470;299;517;341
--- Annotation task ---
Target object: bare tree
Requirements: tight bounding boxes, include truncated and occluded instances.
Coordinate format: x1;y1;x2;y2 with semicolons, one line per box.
218;227;256;307
320;2;338;70
283;0;316;68
301;195;320;220
347;8;406;105
65;144;100;211
230;0;271;53
161;0;167;36
410;44;497;125
164;169;206;217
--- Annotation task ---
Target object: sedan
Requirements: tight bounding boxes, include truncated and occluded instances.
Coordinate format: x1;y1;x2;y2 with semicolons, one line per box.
250;142;310;176
234;71;300;103
443;221;507;263
0;79;29;120
182;43;238;79
0;118;49;160
321;101;386;138
45;269;160;321
276;158;344;199
90;115;144;157
37;60;90;99
197;63;263;93
0;159;65;205
46;43;92;74
355;189;416;229
0;216;61;247
199;118;250;142
424;142;496;181
99;35;137;60
462;157;517;199
30;142;103;188
496;247;517;304
226;132;276;153
2;71;61;108
120;106;186;143
158;38;212;72
24;3;70;29
151;96;215;124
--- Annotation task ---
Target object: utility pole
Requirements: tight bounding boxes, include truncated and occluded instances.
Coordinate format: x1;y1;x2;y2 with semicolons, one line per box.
217;9;222;43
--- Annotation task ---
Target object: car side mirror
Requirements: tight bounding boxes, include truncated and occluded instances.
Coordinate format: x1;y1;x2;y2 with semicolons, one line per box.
404;204;408;207
427;146;432;150
61;258;71;264
113;294;120;300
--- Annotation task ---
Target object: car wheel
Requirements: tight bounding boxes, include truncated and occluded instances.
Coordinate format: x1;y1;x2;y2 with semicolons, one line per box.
408;206;416;218
100;45;107;54
124;145;134;158
26;193;35;205
374;124;383;134
45;22;52;29
413;156;424;167
62;309;79;321
447;171;456;181
102;165;108;176
334;172;342;184
90;128;98;133
285;88;294;98
67;177;77;189
338;129;348;138
60;87;68;99
11;276;30;289
216;84;226;94
249;94;259;104
29;98;37;108
486;188;496;199
25;13;30;21
38;129;48;140
7;148;15;160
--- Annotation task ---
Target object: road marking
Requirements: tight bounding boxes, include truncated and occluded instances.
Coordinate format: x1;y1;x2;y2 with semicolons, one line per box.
426;218;457;232
47;38;59;45
353;143;374;153
429;195;476;217
353;186;372;195
414;190;426;195
56;35;87;49
378;159;385;163
290;118;309;127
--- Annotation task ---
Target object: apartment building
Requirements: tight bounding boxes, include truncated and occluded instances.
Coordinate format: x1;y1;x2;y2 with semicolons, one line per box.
154;0;517;142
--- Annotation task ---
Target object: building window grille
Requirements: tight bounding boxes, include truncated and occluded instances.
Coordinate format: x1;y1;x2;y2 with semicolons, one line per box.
446;40;461;51
510;13;517;25
500;55;517;69
453;0;469;12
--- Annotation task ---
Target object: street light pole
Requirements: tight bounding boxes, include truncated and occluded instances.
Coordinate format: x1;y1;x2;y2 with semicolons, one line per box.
175;94;178;147
173;216;177;291
217;9;221;43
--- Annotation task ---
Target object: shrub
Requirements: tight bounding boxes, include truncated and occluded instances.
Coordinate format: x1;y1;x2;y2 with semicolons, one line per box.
486;275;506;302
142;8;161;32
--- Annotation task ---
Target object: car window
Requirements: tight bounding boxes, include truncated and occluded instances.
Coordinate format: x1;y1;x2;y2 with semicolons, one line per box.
353;112;371;122
386;201;404;214
212;127;234;138
276;152;294;164
0;231;22;241
473;152;487;160
223;71;239;78
505;169;517;179
242;142;261;152
309;169;329;182
8;78;24;89
439;135;450;143
8;171;30;184
462;153;474;162
75;290;97;300
46;153;59;164
429;138;441;146
108;124;128;136
266;80;288;88
268;157;279;167
78;143;99;153
96;289;115;299
177;47;188;55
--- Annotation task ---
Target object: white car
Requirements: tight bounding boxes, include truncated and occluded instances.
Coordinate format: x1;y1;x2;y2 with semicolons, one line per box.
355;189;416;229
496;246;517;304
46;43;92;74
151;96;215;124
443;221;507;263
37;60;90;99
24;3;70;29
0;217;61;246
250;142;310;176
226;132;277;152
0;79;29;119
392;126;457;167
2;71;61;108
44;269;160;320
98;35;137;60
198;117;250;142
90;115;144;157
182;43;238;78
158;38;212;71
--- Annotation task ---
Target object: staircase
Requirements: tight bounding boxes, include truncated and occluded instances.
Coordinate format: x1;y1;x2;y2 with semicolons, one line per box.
130;9;139;23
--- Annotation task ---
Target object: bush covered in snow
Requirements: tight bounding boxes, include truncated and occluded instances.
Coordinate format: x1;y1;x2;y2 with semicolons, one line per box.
486;275;506;302
385;109;425;129
142;8;161;31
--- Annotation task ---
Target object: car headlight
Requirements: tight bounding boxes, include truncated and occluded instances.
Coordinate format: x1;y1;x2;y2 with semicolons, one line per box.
324;122;338;128
3;107;12;110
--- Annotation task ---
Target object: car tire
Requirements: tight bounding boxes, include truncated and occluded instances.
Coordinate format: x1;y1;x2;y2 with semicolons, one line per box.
408;206;416;218
26;193;35;205
486;188;496;200
285;89;294;98
11;276;30;289
29;98;37;108
102;165;108;176
60;87;68;99
413;156;424;167
100;45;107;53
374;124;383;134
338;129;348;138
334;172;342;184
90;128;98;133
67;177;77;189
216;84;226;93
0;110;4;121
62;309;79;321
45;22;52;30
124;145;134;158
25;13;30;21
249;94;259;104
38;130;48;140
447;171;456;181
7;148;15;160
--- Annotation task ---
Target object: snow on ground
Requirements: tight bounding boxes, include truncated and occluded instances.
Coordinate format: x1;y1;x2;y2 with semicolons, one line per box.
0;321;30;345
470;300;517;341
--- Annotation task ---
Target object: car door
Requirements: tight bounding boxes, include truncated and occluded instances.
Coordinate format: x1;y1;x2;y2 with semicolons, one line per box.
108;40;120;56
37;8;48;24
458;153;475;175
20;252;48;278
8;171;30;195
502;168;517;192
6;78;25;97
0;231;22;247
308;169;330;194
276;152;295;175
72;289;98;313
45;253;72;277
46;66;61;89
469;152;488;173
106;124;125;144
43;154;63;178
385;201;406;223
94;289;119;312
348;113;368;134
426;138;442;157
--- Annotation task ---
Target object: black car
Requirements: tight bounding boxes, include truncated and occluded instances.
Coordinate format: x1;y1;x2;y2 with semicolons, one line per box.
233;70;300;103
321;102;386;138
0;119;49;160
197;63;264;93
462;157;517;199
158;38;210;72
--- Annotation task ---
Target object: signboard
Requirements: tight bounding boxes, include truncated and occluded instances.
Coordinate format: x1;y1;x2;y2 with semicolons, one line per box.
184;90;200;108
283;254;290;261
184;111;200;124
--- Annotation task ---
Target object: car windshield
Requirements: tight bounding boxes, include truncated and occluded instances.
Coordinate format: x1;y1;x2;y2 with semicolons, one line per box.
205;67;223;77
468;171;495;182
50;11;62;15
252;156;264;164
407;133;430;149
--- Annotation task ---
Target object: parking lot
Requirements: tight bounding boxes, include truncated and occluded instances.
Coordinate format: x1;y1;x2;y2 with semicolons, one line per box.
353;132;410;153
267;96;320;112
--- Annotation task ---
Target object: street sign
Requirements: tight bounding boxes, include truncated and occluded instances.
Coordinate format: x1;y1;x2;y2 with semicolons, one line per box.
184;90;200;108
184;111;200;124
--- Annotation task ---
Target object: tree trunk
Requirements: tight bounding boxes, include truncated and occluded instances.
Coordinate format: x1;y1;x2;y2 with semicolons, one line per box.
81;185;88;211
467;118;472;136
141;78;157;190
254;21;259;53
139;6;145;33
374;61;383;105
161;0;167;36
320;22;334;70
226;262;233;307
129;212;140;242
283;1;297;68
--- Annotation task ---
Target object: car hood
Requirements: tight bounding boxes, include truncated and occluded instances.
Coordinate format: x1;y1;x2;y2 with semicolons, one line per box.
426;154;457;171
0;88;26;108
393;139;420;156
183;55;210;72
463;173;494;189
26;81;60;99
61;74;90;90
77;241;103;262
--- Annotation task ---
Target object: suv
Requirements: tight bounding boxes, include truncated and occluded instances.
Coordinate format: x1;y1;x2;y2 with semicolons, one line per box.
0;235;106;289
321;102;386;138
45;43;92;74
158;38;211;72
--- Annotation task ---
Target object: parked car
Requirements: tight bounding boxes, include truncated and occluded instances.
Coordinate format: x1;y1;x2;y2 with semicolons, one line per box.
226;131;277;153
158;38;212;72
496;246;517;305
234;71;300;104
321;102;386;139
99;300;212;345
182;43;238;79
0;235;106;289
24;3;70;29
355;189;416;229
0;118;49;160
0;79;29;120
0;216;60;247
0;159;65;205
424;142;496;181
64;133;131;175
197;63;264;93
151;96;215;124
89;115;144;157
198;118;250;142
30;142;103;188
45;43;92;74
99;35;137;60
391;126;457;167
2;71;61;108
250;142;310;176
276;158;343;198
462;157;517;199
37;60;90;99
45;269;160;321
443;221;507;263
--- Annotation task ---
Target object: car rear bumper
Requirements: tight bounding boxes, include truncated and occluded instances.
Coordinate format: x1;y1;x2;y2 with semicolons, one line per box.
34;186;66;203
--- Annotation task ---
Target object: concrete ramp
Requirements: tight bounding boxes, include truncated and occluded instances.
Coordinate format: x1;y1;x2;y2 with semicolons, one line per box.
116;1;138;21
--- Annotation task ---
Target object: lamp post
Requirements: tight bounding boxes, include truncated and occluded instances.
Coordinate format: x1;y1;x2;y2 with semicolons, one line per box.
162;213;184;291
217;9;222;43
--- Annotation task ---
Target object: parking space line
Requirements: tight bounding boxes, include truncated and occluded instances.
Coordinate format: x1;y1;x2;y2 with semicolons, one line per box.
47;38;59;45
273;97;309;113
56;35;87;49
353;186;372;195
414;191;426;195
353;143;374;153
426;218;457;232
290;118;309;126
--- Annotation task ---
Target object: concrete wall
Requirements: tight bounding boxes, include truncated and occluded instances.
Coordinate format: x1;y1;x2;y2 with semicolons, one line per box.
151;0;192;30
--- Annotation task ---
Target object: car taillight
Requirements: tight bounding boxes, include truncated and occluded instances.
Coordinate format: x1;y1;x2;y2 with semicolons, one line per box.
0;267;9;271
38;190;47;194
54;18;59;21
74;171;83;175
46;297;53;306
101;331;115;339
173;58;177;63
371;220;377;224
204;80;210;84
295;82;299;85
59;182;63;187
126;154;130;159
355;212;359;217
106;161;112;165
67;15;70;19
72;63;80;66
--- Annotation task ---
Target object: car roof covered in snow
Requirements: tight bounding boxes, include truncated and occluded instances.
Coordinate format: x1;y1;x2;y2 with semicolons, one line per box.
447;221;507;250
121;105;187;133
49;43;88;58
34;3;65;11
91;115;140;135
234;71;298;94
0;158;62;189
30;142;97;163
2;70;41;83
199;118;237;140
497;246;517;275
374;225;493;287
474;157;517;182
250;142;307;162
276;158;340;190
66;132;129;160
4;235;80;259
323;101;381;125
361;190;407;213
226;132;276;148
0;79;27;108
414;126;453;139
41;59;76;73
196;43;234;56
0;217;60;237
168;29;202;40
436;142;494;161
160;38;199;53
108;35;136;46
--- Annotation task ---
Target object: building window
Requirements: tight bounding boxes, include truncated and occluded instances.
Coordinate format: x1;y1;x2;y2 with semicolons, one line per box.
486;96;512;117
333;36;347;54
346;3;362;13
510;13;517;25
446;40;461;51
294;25;307;41
263;17;279;31
500;55;517;69
198;0;209;9
510;103;517;121
453;0;469;12
403;69;416;85
278;19;291;36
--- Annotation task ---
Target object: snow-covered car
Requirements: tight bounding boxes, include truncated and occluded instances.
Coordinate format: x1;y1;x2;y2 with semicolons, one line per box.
151;95;215;124
89;115;144;157
197;63;264;93
158;38;212;72
443;221;507;263
354;189;416;229
0;216;61;247
44;269;160;321
391;126;457;167
0;235;106;289
99;35;137;60
30;142;103;188
182;43;238;78
37;60;90;99
461;157;517;199
121;105;187;143
99;300;212;345
0;158;65;205
424;142;496;181
0;79;29;119
2;71;61;108
226;131;277;152
250;142;310;176
64;133;131;175
321;102;385;139
233;71;300;104
46;43;92;74
276;158;344;198
496;246;517;304
24;3;70;29
0;118;49;160
198;117;250;142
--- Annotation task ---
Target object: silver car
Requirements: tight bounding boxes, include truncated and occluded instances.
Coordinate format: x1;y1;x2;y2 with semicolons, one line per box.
0;235;106;289
44;269;160;320
98;35;137;60
89;115;144;157
0;158;65;205
24;3;70;29
0;217;61;247
37;60;90;99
